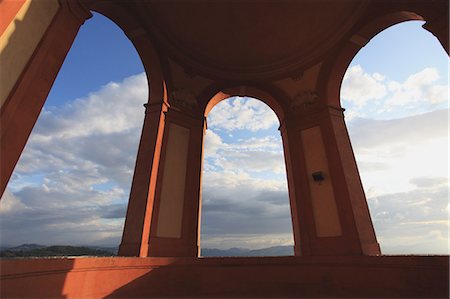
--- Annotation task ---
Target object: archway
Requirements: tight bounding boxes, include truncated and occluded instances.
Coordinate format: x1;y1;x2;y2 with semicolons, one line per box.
0;12;148;253
200;96;294;256
340;21;448;254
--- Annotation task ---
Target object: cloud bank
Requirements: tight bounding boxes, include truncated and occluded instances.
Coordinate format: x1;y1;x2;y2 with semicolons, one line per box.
341;65;448;120
1;74;147;246
0;67;448;254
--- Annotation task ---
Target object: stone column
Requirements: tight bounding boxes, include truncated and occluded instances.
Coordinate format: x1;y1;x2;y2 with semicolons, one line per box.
146;97;205;257
281;97;380;256
118;102;168;257
117;23;170;257
0;0;92;197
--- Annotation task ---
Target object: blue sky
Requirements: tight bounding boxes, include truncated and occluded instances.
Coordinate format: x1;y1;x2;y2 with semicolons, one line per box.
45;13;144;107
0;14;448;254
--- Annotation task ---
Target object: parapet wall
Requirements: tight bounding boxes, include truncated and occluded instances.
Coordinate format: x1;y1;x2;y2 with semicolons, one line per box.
1;255;448;298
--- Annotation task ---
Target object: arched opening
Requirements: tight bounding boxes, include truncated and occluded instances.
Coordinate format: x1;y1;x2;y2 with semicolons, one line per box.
340;20;448;254
200;96;294;256
0;12;148;256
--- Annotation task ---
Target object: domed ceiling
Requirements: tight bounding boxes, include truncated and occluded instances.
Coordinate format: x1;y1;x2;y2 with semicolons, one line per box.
135;1;369;80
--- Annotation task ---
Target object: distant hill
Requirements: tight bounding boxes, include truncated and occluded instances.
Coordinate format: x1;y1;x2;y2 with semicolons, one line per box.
0;244;117;258
201;245;293;257
1;244;293;258
4;243;46;252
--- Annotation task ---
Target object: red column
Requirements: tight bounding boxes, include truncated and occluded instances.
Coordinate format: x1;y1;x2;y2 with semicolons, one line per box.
118;103;168;257
281;105;380;256
147;108;205;257
324;106;380;255
280;120;312;256
117;24;170;257
0;0;92;197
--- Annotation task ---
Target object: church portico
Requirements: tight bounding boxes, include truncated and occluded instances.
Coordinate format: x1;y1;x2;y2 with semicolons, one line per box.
0;0;448;297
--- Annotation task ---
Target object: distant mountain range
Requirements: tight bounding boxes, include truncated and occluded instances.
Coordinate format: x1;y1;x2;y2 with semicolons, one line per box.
201;246;293;257
0;244;293;258
0;244;117;257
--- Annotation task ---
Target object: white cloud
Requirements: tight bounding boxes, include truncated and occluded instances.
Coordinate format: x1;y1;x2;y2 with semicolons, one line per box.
204;129;224;158
201;233;294;250
348;109;448;254
342;65;449;118
367;181;448;254
216;150;285;174
0;73;147;246
208;97;279;131
342;65;449;254
404;67;440;89
0;189;26;215
1;74;293;249
1;68;447;255
204;130;285;175
14;74;147;186
382;69;447;111
34;74;147;139
201;169;293;249
349;109;448;195
201;98;293;249
373;73;385;81
226;136;283;152
341;65;387;107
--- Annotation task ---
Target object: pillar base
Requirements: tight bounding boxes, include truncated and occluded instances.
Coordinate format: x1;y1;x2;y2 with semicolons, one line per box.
118;242;148;257
148;237;199;257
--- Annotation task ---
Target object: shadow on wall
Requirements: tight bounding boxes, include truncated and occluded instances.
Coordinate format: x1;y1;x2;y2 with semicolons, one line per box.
0;0;58;108
0;0;62;197
104;256;449;298
1;256;448;298
0;258;74;298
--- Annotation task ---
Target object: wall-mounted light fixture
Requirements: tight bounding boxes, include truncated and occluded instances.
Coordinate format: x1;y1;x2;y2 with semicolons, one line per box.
312;171;325;182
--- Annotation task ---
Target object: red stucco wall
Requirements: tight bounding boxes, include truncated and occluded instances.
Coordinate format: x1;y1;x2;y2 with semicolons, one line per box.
1;255;448;298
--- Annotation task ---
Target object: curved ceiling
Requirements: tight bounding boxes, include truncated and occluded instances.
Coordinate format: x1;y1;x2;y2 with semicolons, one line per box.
139;1;369;80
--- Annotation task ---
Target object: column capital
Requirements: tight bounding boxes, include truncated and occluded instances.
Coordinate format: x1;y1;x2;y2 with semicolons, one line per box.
281;104;344;131
144;101;169;115
167;88;204;117
164;107;205;128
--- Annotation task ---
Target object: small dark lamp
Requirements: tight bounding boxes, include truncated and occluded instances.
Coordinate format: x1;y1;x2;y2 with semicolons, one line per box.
312;171;324;182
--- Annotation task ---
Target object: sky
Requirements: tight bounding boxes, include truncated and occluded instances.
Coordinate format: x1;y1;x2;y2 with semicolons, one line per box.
0;14;448;254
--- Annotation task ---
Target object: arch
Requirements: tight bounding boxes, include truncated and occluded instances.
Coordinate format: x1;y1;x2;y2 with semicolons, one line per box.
0;0;169;198
200;95;294;255
320;9;447;107
197;84;297;255
86;4;174;257
0;0;92;197
1;9;150;248
88;1;168;105
337;20;449;254
199;83;290;123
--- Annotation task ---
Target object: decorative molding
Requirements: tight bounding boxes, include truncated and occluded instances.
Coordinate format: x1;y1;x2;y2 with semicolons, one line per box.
290;70;304;81
171;89;198;111
143;102;169;114
291;90;319;112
